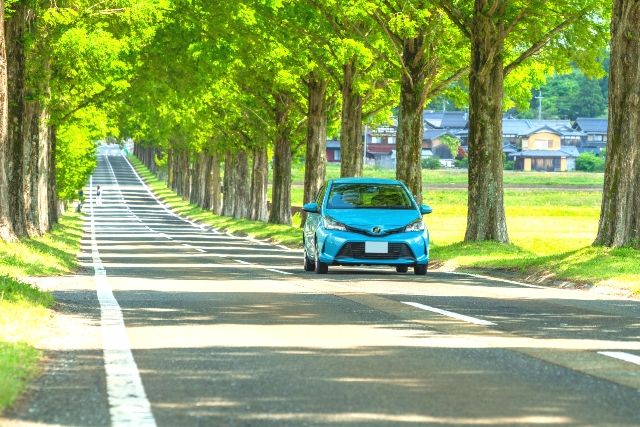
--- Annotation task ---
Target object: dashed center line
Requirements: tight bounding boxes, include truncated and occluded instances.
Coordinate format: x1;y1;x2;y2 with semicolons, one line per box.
402;301;496;326
598;351;640;366
265;268;293;275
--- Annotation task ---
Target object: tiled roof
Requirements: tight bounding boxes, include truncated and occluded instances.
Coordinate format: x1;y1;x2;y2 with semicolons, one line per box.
440;111;468;128
424;129;458;140
513;146;580;158
574;118;608;133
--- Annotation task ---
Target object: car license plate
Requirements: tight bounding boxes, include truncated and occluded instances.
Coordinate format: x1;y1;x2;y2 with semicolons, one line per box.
365;241;388;254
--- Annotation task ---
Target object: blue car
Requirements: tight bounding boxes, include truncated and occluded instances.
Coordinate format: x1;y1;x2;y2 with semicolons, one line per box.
302;178;432;275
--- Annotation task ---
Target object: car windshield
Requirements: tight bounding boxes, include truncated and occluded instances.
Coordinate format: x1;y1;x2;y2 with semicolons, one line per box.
326;183;414;209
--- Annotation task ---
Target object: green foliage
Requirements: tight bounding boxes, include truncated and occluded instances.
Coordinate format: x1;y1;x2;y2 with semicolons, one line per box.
55;107;116;201
422;156;442;169
575;152;606;172
454;157;468;168
439;135;461;159
517;62;609;120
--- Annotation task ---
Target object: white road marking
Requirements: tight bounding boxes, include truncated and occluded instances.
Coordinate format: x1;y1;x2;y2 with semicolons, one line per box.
402;301;496;326
90;174;156;427
234;259;252;265
196;248;206;253
598;351;640;366
266;268;294;275
441;271;546;289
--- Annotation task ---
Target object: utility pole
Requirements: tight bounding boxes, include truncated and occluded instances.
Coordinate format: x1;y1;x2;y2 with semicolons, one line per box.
535;89;543;120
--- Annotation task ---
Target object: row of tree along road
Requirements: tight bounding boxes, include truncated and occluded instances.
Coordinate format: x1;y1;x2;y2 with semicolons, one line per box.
1;1;638;248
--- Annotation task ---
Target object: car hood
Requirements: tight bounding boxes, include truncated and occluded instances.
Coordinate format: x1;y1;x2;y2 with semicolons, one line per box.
325;208;421;232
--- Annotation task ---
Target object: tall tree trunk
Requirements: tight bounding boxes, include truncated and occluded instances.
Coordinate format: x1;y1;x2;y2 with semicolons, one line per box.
269;92;292;225
193;151;209;207
222;151;236;216
48;125;58;226
302;75;328;225
250;146;268;222
396;35;429;204
5;2;27;236
36;104;50;233
190;154;201;205
233;150;250;219
464;2;509;243
340;59;363;177
0;0;15;241
167;149;175;189
208;152;222;215
594;0;640;248
22;99;39;236
182;151;191;200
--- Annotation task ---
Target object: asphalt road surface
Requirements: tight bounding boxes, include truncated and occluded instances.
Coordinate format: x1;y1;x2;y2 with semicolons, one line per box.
4;146;640;427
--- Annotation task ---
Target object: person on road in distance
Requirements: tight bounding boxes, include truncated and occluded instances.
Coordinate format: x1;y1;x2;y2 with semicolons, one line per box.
96;185;102;206
76;189;84;212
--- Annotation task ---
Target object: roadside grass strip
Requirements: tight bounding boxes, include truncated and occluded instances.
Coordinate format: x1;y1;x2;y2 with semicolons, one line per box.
0;277;55;412
129;155;640;296
0;213;83;414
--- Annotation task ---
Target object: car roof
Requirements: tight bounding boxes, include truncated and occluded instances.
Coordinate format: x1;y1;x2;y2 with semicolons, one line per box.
328;177;404;185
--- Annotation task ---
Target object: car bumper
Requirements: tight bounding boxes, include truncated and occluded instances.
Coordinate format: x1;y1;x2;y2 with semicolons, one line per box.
316;229;429;266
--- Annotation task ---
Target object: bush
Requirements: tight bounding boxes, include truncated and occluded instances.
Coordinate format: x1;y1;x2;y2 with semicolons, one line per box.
504;160;515;170
454;157;468;168
576;152;605;172
422;156;442;169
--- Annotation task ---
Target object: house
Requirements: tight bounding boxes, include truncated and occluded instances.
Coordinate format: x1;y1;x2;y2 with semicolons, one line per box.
574;118;608;154
512;126;579;171
423;129;460;159
326;139;341;163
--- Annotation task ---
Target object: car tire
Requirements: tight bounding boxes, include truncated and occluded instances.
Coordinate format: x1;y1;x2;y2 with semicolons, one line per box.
304;251;316;272
414;264;427;276
315;259;329;274
395;266;408;273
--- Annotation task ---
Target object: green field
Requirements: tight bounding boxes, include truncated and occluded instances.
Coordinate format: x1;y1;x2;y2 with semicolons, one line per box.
0;212;83;413
286;163;605;187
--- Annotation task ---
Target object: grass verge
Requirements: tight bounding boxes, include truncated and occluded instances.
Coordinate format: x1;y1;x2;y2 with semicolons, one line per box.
0;212;84;413
131;156;639;297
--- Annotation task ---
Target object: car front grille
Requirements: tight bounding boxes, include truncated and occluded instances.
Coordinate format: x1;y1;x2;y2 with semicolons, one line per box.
345;225;406;237
336;242;415;260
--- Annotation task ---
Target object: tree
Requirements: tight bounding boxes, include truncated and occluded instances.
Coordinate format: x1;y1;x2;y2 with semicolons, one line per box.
594;0;640;248
368;1;468;202
438;0;610;243
0;0;16;241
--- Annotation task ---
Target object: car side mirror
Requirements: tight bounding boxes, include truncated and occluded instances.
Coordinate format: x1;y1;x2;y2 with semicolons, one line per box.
420;204;433;215
303;202;319;213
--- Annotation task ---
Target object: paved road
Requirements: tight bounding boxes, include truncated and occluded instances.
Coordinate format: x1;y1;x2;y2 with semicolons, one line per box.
3;147;640;426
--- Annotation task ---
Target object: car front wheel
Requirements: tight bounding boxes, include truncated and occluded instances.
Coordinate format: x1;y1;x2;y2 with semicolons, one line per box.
414;264;427;276
315;259;328;274
304;252;316;272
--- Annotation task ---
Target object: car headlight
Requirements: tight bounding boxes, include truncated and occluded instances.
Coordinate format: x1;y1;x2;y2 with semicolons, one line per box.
323;217;347;231
405;219;425;232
